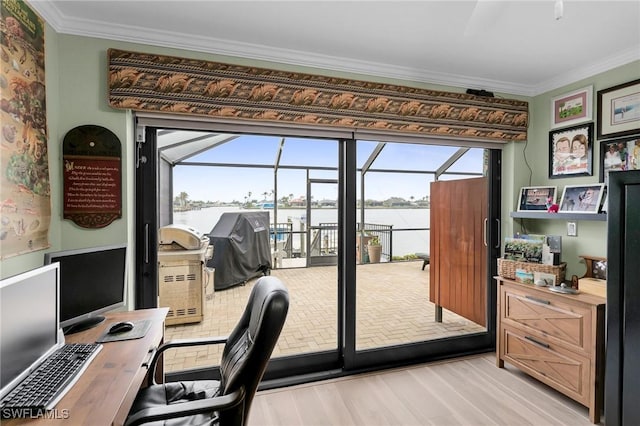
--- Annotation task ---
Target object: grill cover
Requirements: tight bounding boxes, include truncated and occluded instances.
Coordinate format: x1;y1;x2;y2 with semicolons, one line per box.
207;212;271;290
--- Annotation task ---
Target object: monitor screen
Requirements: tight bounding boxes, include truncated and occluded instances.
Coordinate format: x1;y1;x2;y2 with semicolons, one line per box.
44;244;127;334
0;263;62;400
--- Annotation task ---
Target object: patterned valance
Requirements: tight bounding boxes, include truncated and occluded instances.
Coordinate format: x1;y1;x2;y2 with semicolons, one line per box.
108;49;528;142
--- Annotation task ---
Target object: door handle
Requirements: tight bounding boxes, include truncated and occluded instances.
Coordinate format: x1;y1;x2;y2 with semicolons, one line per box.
525;335;550;348
484;218;501;248
144;223;149;264
483;218;488;247
525;295;551;305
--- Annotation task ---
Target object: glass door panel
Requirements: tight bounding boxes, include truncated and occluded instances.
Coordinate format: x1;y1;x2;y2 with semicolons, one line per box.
354;141;487;351
159;132;340;372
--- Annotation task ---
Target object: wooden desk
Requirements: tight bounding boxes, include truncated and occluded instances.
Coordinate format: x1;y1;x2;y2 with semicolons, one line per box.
5;308;168;426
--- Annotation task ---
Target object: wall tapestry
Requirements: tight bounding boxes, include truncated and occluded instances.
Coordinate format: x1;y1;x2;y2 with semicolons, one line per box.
108;49;528;143
0;0;49;259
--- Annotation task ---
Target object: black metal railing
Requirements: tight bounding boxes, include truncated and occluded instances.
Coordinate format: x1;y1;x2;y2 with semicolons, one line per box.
270;221;428;267
359;223;393;262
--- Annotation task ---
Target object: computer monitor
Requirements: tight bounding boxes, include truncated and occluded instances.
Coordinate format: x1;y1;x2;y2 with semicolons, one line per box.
0;263;63;401
44;244;127;334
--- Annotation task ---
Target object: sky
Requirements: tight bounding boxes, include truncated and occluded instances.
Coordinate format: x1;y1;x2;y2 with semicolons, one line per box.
170;134;485;203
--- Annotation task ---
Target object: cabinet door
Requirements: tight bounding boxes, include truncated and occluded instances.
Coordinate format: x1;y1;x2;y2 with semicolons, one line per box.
501;286;591;353
501;326;590;405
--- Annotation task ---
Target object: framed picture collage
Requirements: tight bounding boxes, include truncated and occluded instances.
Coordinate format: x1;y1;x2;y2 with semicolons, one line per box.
525;78;640;215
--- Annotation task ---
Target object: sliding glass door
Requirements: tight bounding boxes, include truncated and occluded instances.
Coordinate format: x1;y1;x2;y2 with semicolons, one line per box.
135;122;500;381
346;140;499;369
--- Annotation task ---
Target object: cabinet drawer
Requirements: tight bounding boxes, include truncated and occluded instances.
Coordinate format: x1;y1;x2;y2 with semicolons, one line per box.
501;327;590;405
501;286;591;352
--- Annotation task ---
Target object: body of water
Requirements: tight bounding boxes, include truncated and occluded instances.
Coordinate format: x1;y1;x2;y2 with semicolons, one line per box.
173;206;431;257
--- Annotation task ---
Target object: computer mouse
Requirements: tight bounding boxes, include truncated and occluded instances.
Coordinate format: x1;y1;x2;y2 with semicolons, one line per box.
108;321;134;334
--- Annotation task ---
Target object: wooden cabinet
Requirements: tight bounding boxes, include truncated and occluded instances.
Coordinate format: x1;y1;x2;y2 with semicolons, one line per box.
496;277;605;423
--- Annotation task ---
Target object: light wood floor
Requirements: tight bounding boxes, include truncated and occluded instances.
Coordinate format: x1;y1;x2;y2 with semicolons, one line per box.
249;353;598;426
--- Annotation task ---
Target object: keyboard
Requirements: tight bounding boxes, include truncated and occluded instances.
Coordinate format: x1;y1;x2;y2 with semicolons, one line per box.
0;343;102;417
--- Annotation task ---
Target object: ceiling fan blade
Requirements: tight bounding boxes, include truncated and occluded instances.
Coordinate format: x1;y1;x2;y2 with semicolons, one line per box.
463;0;508;37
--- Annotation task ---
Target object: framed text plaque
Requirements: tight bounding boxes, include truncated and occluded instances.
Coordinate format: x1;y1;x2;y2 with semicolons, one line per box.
62;125;122;228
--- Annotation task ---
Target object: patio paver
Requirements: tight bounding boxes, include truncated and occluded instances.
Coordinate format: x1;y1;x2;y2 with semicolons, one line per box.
162;260;486;372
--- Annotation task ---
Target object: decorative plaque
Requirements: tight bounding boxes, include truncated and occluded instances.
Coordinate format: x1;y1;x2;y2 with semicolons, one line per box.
62;125;122;228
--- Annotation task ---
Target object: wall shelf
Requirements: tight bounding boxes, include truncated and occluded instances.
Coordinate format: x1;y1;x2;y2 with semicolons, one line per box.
510;211;607;221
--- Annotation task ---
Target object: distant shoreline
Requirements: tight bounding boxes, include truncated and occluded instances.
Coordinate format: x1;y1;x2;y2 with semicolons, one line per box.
175;205;430;212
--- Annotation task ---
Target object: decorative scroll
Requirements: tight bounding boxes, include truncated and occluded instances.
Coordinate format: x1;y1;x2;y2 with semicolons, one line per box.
108;49;528;142
63;125;122;228
0;0;49;259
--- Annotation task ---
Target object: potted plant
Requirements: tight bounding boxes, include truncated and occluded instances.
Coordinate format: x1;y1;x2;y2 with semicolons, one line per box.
367;235;382;263
356;231;372;263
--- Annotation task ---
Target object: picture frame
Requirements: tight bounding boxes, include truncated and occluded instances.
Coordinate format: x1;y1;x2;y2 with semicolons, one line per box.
599;136;640;184
597;79;640;140
517;186;557;211
549;122;594;178
601;192;608;213
559;183;605;214
534;271;557;287
551;86;593;129
504;237;544;263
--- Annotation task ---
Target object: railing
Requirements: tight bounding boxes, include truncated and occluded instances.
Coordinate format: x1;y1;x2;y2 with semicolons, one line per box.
360;223;393;262
270;222;299;258
318;222;393;264
270;221;428;267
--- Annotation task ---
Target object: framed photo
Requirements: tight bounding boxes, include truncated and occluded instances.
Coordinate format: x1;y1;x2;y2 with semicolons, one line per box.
597;79;640;140
549;122;594;178
517;186;557;211
534;271;556;287
599;136;640;184
504;237;544;263
551;86;592;129
559;183;605;214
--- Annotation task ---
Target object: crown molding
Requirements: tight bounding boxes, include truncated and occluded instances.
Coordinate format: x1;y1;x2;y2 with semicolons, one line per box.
29;0;638;98
27;1;535;96
534;47;640;95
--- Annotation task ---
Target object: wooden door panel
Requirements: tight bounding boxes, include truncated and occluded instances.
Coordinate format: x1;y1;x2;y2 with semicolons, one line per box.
430;177;487;326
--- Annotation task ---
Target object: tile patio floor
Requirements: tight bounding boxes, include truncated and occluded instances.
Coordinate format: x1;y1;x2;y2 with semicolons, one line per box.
162;260;486;372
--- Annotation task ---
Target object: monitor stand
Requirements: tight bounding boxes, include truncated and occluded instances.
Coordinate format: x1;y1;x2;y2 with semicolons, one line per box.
63;316;106;335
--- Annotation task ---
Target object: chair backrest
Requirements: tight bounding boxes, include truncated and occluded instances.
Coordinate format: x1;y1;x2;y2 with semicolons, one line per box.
219;276;289;424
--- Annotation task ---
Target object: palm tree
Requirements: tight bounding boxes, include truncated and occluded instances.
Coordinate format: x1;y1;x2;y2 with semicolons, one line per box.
178;191;189;207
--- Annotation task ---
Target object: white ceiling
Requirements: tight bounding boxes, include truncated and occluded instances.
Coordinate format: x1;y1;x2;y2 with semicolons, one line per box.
29;0;640;96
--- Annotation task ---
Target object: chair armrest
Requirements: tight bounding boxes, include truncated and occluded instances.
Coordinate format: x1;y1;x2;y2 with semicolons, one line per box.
148;336;228;384
125;388;245;426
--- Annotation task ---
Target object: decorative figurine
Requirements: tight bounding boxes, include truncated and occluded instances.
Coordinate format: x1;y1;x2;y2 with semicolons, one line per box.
571;274;579;289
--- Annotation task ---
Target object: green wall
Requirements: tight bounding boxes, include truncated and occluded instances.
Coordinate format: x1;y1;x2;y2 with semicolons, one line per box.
508;61;639;278
1;22;638;296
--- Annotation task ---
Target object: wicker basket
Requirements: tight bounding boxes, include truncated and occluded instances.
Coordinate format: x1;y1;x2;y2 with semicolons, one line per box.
498;258;566;284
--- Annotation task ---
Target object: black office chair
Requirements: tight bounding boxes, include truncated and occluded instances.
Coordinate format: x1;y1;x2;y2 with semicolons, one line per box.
125;276;289;426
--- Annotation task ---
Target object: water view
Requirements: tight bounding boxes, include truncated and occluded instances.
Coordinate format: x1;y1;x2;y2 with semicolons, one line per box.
173;206;431;258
